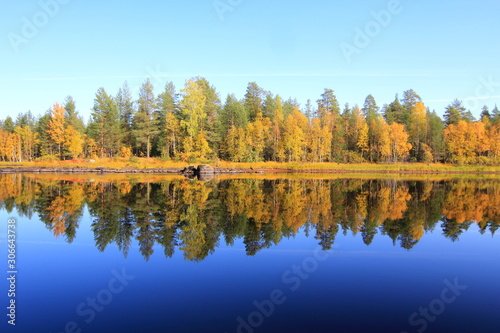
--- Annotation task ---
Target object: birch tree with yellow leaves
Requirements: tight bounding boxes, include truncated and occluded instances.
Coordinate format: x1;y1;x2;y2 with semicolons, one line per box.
48;103;66;159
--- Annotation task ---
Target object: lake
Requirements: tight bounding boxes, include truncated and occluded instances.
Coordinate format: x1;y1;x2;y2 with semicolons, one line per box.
1;173;499;333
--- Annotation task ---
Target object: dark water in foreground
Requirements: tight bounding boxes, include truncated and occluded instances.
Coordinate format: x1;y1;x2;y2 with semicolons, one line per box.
0;173;499;333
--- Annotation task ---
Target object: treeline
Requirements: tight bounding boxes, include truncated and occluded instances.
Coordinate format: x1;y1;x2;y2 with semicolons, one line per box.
1;78;500;164
1;175;499;261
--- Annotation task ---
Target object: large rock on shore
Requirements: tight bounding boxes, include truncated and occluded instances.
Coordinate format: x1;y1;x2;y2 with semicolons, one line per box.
180;165;197;176
197;164;215;175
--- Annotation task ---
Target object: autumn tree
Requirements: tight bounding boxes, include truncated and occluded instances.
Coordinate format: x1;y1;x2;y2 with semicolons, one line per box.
179;79;211;160
157;82;180;159
386;122;412;162
64;125;83;159
194;77;221;152
444;120;490;164
307;118;331;162
0;129;21;161
282;107;308;161
225;125;247;161
48;103;66;159
347;107;366;152
14;126;38;161
356;120;369;159
489;123;500;160
367;115;387;162
270;95;285;161
409;102;428;161
245;111;269;161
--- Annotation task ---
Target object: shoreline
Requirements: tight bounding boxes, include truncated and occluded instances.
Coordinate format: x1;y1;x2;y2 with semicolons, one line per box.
1;166;500;175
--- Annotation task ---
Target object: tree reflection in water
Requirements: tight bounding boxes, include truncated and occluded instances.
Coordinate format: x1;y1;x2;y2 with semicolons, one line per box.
1;174;498;261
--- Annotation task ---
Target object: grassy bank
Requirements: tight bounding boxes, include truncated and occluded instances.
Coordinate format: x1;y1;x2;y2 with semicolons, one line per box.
1;158;500;173
0;158;186;170
214;161;500;173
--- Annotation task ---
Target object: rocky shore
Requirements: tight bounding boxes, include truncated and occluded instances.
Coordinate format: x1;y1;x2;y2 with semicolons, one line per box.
0;164;264;176
0;165;498;175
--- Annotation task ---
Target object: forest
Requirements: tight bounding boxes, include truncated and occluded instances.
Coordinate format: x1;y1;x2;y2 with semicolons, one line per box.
1;78;500;165
0;174;498;261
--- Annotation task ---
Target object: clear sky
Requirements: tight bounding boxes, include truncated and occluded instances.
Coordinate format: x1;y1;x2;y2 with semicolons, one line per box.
1;0;499;121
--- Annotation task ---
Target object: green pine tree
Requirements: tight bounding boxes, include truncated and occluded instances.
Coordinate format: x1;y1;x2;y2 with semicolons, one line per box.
133;78;160;158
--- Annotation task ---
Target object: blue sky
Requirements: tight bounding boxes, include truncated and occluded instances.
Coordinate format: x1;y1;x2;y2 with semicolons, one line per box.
1;0;499;121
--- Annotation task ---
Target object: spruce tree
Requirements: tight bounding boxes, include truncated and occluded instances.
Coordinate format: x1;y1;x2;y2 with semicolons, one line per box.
64;96;85;133
89;88;121;157
133;78;160;158
443;99;466;126
116;81;135;149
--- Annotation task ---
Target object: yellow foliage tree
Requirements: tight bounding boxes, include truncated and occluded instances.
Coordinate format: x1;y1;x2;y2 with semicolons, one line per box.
225;125;246;162
119;146;133;158
245;111;269;162
444;120;491;164
409;101;427;159
193;132;212;160
14;126;38;161
283;108;308;161
271;96;285;161
64;125;83;159
164;111;181;158
307;118;332;162
356;121;369;158
48;103;66;159
388;122;412;162
489;123;500;160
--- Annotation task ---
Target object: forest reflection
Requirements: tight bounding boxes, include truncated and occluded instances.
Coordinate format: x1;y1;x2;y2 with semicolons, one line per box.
1;174;499;261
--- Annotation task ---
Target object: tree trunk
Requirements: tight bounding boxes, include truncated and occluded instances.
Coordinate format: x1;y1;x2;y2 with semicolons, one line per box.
147;136;150;158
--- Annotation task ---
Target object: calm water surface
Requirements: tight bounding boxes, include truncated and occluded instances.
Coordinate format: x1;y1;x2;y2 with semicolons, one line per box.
1;173;499;333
